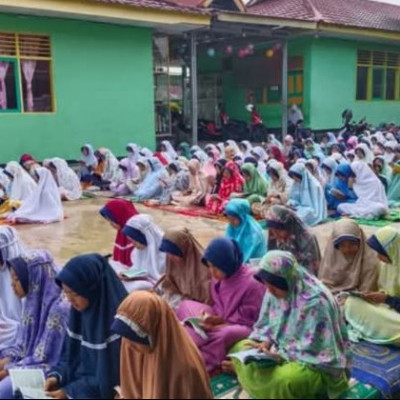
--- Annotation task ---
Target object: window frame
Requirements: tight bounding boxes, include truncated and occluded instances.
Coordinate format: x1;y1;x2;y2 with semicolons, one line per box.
356;49;400;102
0;31;56;114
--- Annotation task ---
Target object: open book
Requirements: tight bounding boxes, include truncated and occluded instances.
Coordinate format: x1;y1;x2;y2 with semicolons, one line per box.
9;369;52;400
183;317;208;340
228;349;281;367
121;268;147;280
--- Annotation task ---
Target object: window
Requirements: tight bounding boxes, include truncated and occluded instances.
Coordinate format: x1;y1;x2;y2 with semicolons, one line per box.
356;50;400;101
0;32;54;113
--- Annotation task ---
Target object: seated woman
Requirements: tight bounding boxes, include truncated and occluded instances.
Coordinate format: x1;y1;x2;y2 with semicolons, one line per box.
240;140;253;159
5;161;37;202
177;238;265;372
305;159;326;188
99;199;138;269
304;138;325;160
96;148;120;184
133;158;169;202
388;159;400;206
225;199;267;264
9;168;64;224
252;160;292;218
265;205;321;274
319;219;379;294
0;251;69;399
355;143;374;165
321;157;338;187
110;158;139;197
126;143;140;166
232;163;269;205
232;251;351;400
325;163;357;211
206;161;244;214
0;228;26;353
344;227;400;346
337;161;388;219
172;159;210;206
178;142;191;159
120;214;166;292
19;154;41;181
373;156;391;193
287;162;327;226
111;291;212;399
158;162;190;205
251;147;268;176
160;140;178;163
157;228;211;309
79;144;98;187
47;158;82;201
45;254;127;399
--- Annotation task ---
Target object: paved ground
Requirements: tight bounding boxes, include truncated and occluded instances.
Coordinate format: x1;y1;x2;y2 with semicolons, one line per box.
14;198;400;266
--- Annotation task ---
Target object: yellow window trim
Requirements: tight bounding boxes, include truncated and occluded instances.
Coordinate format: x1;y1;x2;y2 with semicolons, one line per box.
0;0;211;27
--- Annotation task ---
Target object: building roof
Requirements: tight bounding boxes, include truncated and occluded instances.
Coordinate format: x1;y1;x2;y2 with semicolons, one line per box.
91;0;208;14
248;0;400;33
167;0;246;11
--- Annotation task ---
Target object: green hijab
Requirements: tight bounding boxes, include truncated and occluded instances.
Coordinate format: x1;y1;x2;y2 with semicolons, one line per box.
241;163;269;197
178;142;191;160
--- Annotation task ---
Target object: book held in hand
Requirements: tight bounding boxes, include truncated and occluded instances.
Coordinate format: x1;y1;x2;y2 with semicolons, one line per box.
228;348;281;367
183;317;208;340
121;268;147;280
9;369;52;400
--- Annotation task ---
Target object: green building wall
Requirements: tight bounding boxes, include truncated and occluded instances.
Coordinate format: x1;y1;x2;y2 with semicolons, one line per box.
309;38;400;130
0;13;155;161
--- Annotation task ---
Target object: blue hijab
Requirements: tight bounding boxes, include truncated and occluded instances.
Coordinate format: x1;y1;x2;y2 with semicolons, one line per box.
202;238;243;277
225;199;267;263
304;139;325;161
326;163;357;210
50;254;128;399
134;158;168;201
321;157;339;186
288;163;327;226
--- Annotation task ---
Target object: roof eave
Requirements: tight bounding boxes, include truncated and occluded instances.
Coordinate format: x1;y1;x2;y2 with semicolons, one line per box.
0;0;211;30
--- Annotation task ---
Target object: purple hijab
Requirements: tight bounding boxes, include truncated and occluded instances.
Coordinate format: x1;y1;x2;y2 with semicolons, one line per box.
0;250;69;371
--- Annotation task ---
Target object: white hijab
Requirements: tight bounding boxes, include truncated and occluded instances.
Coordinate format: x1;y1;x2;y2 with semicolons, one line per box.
5;161;37;202
162;140;178;161
356;143;374;165
0;227;25;351
127;214;166;283
51;158;82;201
240;140;253;158
81;144;98;168
10;167;64;224
99;148;120;181
127;143;140;164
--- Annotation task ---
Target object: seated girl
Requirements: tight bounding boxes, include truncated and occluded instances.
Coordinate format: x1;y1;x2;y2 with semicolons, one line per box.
319;219;379;294
126;143;140;166
172;159;210;207
0;251;69;399
231;251;351;400
232;163;268;205
321;157;339;187
265;205;321;274
305;159;326;187
157;228;211;309
252;160;292;218
9;168;64;224
99;199;138;269
158;162;190;206
133;158;169;202
112;291;213;399
79;144;97;186
5;161;37;202
344;227;400;346
45;254;127;399
160;140;178;163
19;154;41;181
372;156;391;193
287;162;327;226
225;199;267;264
110;158;139;197
325;163;357;211
120;214;166;292
0;228;26;353
337;161;388;219
178;142;191;159
177;238;265;372
250;147;268;176
95;148;120;184
47;158;82;201
304;138;325;160
355;143;374;165
206;161;244;214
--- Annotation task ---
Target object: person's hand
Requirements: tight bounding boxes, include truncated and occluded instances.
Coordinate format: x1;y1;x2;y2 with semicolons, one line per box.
119;273;131;282
0;358;9;371
46;390;67;399
44;377;59;392
0;370;8;381
246;340;272;354
201;314;225;331
363;292;387;304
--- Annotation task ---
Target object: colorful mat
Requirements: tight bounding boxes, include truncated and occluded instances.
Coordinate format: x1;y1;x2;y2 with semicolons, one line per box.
351;342;400;399
142;202;228;221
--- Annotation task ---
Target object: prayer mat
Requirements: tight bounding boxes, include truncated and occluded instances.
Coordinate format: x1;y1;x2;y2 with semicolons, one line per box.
328;217;392;228
142;202;228;221
350;342;400;399
338;378;381;399
211;374;240;399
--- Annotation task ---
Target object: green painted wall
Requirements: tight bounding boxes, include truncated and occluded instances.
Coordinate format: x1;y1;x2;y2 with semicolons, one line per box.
309;38;400;130
0;13;155;161
198;39;312;129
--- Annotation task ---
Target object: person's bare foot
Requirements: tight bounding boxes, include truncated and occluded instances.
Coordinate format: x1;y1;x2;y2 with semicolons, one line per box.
221;360;236;375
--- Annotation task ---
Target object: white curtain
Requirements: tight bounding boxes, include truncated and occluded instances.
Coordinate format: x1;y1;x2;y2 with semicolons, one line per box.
0;61;9;110
22;60;37;112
